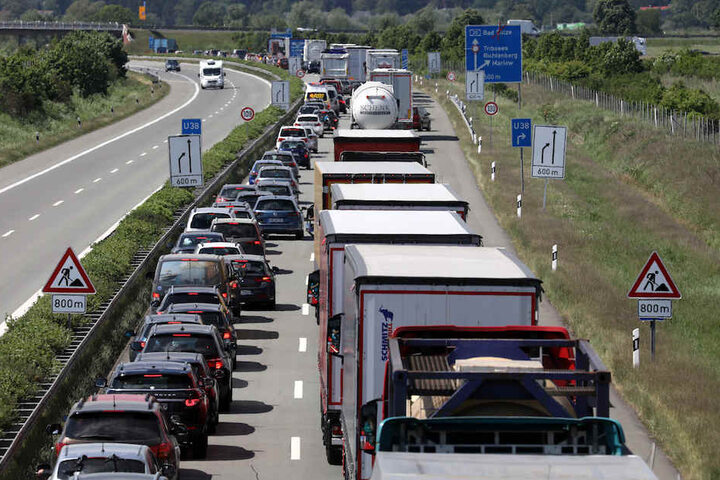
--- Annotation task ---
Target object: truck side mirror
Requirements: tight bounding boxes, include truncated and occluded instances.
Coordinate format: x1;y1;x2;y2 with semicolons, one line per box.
327;313;342;354
307;269;319;306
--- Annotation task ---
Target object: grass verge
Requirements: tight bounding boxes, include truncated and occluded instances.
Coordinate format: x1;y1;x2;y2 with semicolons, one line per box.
0;72;167;169
423;77;720;479
125;29;240;55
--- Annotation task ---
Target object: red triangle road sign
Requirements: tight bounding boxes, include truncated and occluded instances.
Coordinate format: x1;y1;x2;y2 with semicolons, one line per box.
42;247;96;294
627;251;681;299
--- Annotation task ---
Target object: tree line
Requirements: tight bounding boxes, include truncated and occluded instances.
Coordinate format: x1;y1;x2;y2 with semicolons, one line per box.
0;31;127;116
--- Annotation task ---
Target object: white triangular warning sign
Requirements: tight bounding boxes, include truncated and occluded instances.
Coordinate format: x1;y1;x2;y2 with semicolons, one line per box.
42;247;96;294
628;251;681;299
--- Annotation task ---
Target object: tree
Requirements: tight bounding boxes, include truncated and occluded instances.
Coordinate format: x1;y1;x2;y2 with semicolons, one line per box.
441;9;484;64
94;4;134;24
63;0;103;21
600;38;642;74
193;1;227;26
406;4;436;35
225;3;247;27
46;31;113;96
174;0;199;25
419;31;442;53
593;0;636;34
712;7;720;30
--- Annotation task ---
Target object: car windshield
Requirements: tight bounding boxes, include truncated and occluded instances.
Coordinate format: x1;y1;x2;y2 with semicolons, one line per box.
112;373;192;390
233;210;253;219
157;260;222;288
211;223;257;238
262;153;292;162
259;169;290;179
178;234;222;248
281;128;305;137
256;199;295;211
252;161;278;173
197;246;240;255
145;333;219;357
219;186;248;199
161;292;219;308
259;185;290;196
202;68;221;76
190;212;230;230
237;194;261;207
195;311;224;329
281;141;304;150
298;116;317;122
57;457;146;479
299;106;318;114
64;412;161;444
230;260;266;276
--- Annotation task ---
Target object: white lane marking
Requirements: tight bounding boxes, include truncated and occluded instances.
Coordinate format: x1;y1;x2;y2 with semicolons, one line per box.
74;188;84;194
290;437;301;460
202;119;207;122
152;145;159;149
93;177;102;183
139;152;147;157
309;252;314;262
2;230;14;238
126;160;134;165
294;381;303;399
299;337;307;352
110;168;119;174
28;214;40;221
305;275;308;286
215;111;219;114
163;139;168;143
208;115;213;118
52;200;64;207
302;303;310;316
0;73;199;196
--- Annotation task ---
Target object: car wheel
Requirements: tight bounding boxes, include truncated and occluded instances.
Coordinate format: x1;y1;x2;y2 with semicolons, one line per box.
192;430;209;459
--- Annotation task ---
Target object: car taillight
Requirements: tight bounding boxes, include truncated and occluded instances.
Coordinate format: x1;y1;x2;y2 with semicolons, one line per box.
223;331;231;340
253;240;262;245
185;398;201;407
331;425;342;436
221;292;227;298
217;197;226;202
231;281;238;289
316;123;321;126
262;276;271;282
302;138;308;142
152;292;160;299
55;442;67;456
208;359;223;370
155;442;173;461
278;137;285;142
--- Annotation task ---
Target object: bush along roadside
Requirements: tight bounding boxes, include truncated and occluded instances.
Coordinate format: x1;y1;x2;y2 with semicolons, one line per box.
0;99;291;477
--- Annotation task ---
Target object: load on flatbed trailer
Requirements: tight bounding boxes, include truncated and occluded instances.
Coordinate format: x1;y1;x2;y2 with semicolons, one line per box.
333;130;421;162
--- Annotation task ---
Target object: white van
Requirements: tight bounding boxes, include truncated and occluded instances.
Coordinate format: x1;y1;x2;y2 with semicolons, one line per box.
198;59;225;89
305;83;331;110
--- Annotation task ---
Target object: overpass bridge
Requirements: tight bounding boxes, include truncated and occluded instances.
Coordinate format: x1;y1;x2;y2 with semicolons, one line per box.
0;21;124;41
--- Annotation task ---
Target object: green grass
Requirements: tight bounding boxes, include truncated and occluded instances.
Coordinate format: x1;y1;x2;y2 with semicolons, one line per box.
646;36;720;58
125;28;240;55
0;72;167;169
425;77;720;480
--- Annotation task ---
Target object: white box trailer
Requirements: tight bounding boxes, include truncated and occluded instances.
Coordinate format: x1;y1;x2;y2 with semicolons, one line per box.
340;244;542;480
344;45;371;82
303;39;327;62
366;49;401;71
369;69;413;127
331;183;470;220
321;50;349;79
314;210;482;464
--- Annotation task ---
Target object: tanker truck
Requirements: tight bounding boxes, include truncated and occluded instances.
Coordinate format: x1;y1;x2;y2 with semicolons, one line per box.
351;82;399;130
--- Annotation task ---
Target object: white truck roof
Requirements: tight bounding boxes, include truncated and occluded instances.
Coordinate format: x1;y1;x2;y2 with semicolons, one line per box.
370;452;658;480
345;244;538;281
334;129;418;139
318;210;476;237
315;161;431;175
331;183;465;204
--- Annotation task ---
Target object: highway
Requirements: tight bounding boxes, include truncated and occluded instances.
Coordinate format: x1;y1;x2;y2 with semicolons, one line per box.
0;60;271;324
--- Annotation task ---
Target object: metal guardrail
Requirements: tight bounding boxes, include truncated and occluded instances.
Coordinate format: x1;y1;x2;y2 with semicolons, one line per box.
129;55;283;82
0;89;301;474
0;21;123;31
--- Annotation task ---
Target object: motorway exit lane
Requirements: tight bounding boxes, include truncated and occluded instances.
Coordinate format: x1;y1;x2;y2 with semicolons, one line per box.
0;61;271;320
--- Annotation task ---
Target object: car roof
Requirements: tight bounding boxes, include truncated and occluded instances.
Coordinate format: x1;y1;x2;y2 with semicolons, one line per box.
149;324;218;335
143;313;202;325
166;303;224;313
191;207;233;214
159;253;223;262
113;361;192;376
255;178;293;186
72;394;160;414
135;352;206;364
258;165;292;172
179;231;222;237
256;195;298;204
58;443;151;461
166;285;218;294
71;474;163;480
211;217;256;225
263;150;293;156
196;242;240;248
223;254;268;263
253;159;282;165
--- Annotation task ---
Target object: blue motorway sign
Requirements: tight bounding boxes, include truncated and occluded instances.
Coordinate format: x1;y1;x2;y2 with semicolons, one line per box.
511;118;531;147
181;118;202;135
290;39;305;58
402;49;408;69
465;25;522;83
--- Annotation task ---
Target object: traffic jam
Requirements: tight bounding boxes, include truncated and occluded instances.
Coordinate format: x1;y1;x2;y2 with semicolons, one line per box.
36;43;659;480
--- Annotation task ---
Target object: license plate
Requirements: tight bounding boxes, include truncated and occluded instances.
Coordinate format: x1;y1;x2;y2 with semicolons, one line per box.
240;290;253;295
268;218;284;223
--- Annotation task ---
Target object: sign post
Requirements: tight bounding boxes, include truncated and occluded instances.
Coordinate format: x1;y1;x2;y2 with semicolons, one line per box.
428;52;441;74
181;118;202;136
43;247;96;328
633;328;640;368
531;125;567;209
511;118;531;194
241;106;255;142
168;135;202;188
271;81;290;111
628;251;682;361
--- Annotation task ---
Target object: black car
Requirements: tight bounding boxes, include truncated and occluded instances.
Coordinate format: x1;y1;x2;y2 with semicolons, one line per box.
171;232;226;254
307;60;321;73
164;302;237;366
99;361;210;458
224;255;278;309
165;59;181;72
135;352;220;433
142;324;234;411
127;313;203;361
317;109;338;131
154;285;230;315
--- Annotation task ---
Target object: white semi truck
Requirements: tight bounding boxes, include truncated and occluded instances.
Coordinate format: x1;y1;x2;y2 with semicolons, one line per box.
321;49;349;79
303;39;327;62
368;69;413;129
366;49;401;71
350;82;399;130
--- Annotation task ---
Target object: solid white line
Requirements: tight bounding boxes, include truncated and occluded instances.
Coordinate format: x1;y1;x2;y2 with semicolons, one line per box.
302;303;310;316
290;437;301;460
126;160;134;165
2;230;14;238
110;168;119;174
52;200;64;207
309;252;315;262
28;214;40;221
294;381;303;399
299;337;307;352
74;188;84;194
152;145;159;149
0;73;199;196
93;177;102;183
163;139;168;143
139;152;147;157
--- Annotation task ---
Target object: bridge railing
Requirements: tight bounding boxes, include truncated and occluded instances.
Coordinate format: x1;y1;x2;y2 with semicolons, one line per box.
0;20;123;31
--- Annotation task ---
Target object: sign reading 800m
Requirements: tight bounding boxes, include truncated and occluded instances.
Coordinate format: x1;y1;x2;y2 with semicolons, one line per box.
465;25;522;83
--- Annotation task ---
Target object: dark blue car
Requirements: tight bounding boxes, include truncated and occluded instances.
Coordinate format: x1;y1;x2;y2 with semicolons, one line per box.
253;195;304;239
279;140;311;169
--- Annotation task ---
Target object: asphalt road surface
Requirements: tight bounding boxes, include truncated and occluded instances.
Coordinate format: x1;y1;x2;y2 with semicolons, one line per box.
0;60;271;325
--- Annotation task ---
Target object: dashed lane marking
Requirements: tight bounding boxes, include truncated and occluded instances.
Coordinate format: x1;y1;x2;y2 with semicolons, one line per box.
290;437;301;460
110;168;119;174
140;152;147;157
2;230;14;238
126;160;134;165
302;303;310;316
299;337;307;352
28;214;40;221
93;178;102;183
74;188;84;194
294;381;303;399
52;200;64;207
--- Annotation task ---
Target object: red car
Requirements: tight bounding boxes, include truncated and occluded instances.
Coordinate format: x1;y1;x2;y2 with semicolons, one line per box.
278;57;289;69
412;106;431;131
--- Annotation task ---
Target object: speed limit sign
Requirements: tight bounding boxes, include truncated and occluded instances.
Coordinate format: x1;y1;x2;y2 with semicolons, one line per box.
296;69;305;78
484;101;498;116
446;71;456;82
240;106;255;122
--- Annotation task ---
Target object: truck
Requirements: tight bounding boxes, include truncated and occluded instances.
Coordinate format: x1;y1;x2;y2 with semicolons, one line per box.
321;49;350;79
333;130;421;162
507;19;540;35
369;69;413;128
198;59;224;89
330;183;469;220
337;151;426;166
366;49;401;71
351;82;399;130
312;211;482;464
349;327;656;480
345;45;371;82
303;39;327;63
